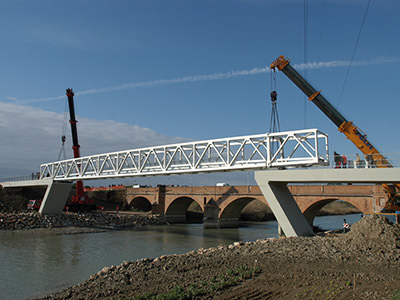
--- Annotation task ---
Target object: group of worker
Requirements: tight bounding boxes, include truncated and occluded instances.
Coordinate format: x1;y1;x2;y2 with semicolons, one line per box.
333;152;348;168
333;152;376;169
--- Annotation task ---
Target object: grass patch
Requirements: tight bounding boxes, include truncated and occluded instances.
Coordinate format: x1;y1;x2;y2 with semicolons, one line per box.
391;290;400;300
118;265;261;300
295;280;346;300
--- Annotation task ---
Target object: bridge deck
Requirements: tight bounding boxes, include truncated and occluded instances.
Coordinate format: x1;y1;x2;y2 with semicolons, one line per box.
0;178;53;188
257;168;400;183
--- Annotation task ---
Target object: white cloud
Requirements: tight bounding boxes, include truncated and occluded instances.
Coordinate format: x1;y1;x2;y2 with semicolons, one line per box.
17;56;400;104
0;102;187;178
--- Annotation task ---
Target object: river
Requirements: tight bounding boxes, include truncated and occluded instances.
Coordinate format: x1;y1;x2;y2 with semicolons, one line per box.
0;213;362;300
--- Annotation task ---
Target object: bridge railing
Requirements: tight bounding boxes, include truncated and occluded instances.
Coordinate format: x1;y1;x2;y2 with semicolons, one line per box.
39;128;329;181
331;153;400;169
0;173;41;183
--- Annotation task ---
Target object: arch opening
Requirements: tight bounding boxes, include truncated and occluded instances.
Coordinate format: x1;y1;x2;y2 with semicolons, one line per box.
240;199;274;221
304;199;362;232
220;197;272;223
166;197;203;223
128;197;152;212
186;201;203;223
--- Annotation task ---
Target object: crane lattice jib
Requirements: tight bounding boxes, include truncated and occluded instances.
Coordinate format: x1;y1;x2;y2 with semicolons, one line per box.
271;55;400;211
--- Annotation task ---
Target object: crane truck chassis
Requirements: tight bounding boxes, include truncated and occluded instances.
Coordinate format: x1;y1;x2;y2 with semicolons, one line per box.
270;55;400;213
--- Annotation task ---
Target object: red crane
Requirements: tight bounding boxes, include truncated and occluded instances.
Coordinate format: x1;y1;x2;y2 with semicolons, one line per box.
65;88;95;211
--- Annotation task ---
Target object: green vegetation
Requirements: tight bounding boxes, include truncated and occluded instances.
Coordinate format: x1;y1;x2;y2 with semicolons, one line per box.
295;280;348;300
117;265;261;300
391;290;400;300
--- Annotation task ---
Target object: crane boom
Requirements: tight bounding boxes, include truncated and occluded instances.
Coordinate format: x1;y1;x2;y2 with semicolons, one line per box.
270;56;400;211
66;88;81;159
65;88;86;205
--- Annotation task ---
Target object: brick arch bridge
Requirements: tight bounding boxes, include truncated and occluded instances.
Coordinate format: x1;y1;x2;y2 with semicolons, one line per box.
125;184;386;228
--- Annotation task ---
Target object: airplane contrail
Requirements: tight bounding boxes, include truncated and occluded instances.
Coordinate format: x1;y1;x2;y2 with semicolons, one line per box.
15;56;400;104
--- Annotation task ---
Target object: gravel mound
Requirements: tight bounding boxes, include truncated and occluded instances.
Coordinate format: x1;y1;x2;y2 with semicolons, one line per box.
346;214;400;242
338;214;400;262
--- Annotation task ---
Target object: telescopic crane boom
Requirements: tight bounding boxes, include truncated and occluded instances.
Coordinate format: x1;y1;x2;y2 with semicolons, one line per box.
66;88;87;206
270;55;400;212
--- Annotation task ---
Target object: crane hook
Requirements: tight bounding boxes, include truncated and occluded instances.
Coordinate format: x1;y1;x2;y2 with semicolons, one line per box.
270;90;277;102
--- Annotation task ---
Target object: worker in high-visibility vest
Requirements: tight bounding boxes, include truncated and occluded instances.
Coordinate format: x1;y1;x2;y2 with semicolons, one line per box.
343;219;350;232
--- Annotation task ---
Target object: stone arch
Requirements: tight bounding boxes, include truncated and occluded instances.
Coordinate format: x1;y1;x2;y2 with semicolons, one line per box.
240;199;273;221
220;197;259;219
165;196;203;223
303;198;362;225
128;196;152;212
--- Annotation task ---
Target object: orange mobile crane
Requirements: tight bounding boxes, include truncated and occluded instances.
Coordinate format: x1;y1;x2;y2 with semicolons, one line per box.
270;55;400;212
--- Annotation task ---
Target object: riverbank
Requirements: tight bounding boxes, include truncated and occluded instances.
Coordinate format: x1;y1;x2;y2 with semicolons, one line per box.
0;211;166;231
38;214;400;300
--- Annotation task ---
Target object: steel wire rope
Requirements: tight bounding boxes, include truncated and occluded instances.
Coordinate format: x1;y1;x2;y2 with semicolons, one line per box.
303;0;309;129
269;68;276;132
336;0;371;109
269;68;281;157
269;70;280;133
57;98;69;161
324;0;371;159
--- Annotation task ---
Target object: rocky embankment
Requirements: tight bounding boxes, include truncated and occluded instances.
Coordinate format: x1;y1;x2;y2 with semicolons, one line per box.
39;215;400;300
0;211;166;230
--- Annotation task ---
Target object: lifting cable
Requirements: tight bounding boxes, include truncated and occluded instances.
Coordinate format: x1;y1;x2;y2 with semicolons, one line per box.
303;0;308;129
269;68;280;133
57;98;69;161
269;68;281;156
336;0;371;110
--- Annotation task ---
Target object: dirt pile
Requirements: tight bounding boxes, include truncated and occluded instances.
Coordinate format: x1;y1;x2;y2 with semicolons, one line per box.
0;212;166;230
39;215;400;300
346;214;400;242
339;214;400;262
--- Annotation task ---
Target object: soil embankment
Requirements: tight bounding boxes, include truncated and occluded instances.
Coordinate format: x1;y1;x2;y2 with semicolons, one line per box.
38;215;400;300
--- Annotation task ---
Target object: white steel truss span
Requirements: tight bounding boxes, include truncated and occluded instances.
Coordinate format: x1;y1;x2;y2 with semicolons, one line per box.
40;129;329;181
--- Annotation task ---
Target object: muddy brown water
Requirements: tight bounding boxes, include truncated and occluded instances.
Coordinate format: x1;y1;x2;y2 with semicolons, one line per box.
0;214;362;300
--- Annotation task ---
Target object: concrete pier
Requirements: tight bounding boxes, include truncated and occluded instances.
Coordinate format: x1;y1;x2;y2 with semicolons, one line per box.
203;199;220;229
39;181;73;214
255;168;400;237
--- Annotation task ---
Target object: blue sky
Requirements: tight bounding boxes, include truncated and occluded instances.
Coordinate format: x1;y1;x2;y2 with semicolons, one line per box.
1;0;399;186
